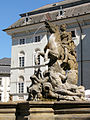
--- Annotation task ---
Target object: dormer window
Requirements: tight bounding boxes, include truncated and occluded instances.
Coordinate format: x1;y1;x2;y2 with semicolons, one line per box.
25;13;29;23
60;10;63;16
26;17;28;22
58;6;64;17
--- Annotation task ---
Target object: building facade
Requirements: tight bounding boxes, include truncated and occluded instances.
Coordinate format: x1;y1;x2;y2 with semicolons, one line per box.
0;58;10;102
4;0;90;101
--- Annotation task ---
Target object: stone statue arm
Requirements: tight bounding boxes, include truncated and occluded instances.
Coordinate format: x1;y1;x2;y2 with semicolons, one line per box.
30;75;42;84
58;72;66;80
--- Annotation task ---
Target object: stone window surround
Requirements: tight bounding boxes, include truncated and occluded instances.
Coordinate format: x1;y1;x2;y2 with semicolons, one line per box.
18;76;24;94
19;51;25;67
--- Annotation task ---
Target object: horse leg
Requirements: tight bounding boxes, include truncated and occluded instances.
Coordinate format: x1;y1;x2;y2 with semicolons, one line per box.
44;49;50;64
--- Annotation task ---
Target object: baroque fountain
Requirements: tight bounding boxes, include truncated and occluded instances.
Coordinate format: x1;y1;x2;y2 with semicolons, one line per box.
27;21;85;101
1;21;90;120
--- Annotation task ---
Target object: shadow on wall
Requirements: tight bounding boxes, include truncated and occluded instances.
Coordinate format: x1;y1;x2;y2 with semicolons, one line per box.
16;102;30;120
76;27;90;89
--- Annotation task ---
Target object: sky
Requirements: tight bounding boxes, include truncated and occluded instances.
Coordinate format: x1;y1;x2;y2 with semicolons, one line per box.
0;0;63;59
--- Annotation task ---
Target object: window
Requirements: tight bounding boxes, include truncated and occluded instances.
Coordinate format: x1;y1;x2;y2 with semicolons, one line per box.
0;93;1;101
26;17;28;22
25;13;29;23
60;10;63;16
71;31;76;37
20;39;25;45
19;83;24;93
18;76;24;94
35;36;40;42
19;57;24;67
0;78;2;86
58;6;64;16
19;51;25;67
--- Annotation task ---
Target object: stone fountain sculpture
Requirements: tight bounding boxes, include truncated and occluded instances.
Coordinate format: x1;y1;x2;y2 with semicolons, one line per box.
27;21;85;101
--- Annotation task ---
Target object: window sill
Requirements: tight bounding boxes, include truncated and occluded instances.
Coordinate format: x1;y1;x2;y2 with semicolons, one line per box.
19;67;25;69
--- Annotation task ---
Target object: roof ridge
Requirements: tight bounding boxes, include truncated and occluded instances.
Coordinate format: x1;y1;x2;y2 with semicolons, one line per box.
20;0;90;17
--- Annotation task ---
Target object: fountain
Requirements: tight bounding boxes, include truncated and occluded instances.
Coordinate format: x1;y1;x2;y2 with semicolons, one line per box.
0;21;90;120
27;21;85;101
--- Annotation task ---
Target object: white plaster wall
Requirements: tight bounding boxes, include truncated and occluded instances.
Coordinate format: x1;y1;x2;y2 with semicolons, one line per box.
11;34;48;101
0;76;10;102
11;34;47;68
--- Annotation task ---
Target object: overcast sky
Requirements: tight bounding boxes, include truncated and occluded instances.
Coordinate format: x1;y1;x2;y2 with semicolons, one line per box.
0;0;63;59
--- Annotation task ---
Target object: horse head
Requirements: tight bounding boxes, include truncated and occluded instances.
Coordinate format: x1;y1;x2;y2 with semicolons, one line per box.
44;21;59;34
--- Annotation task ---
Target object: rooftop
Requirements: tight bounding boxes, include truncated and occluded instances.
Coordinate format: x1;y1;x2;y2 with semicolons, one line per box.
3;0;90;31
0;58;11;75
20;0;90;17
0;58;11;66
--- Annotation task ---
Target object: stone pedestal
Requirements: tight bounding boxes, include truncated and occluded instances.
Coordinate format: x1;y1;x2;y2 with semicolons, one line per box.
30;102;54;120
29;101;90;120
0;101;30;120
0;101;90;120
16;102;30;120
54;101;90;120
0;102;17;120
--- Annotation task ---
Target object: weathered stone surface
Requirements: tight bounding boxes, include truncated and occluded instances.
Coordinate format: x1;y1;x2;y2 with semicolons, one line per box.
0;101;30;120
0;102;17;120
28;21;85;101
0;101;90;120
29;101;90;120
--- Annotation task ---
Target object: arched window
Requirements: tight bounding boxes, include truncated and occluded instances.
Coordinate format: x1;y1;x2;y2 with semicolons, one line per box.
19;51;25;67
18;76;24;93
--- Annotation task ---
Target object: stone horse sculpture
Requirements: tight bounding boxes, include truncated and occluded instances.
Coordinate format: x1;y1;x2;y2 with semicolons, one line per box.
28;21;85;101
37;21;64;66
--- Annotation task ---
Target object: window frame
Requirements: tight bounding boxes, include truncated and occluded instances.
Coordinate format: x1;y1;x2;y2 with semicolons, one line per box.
18;76;24;94
58;6;64;17
35;36;41;42
19;56;25;67
18;82;24;93
19;38;25;45
19;51;25;68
